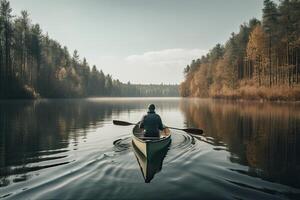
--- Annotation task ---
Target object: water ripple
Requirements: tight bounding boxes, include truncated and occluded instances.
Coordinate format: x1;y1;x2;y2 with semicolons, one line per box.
113;137;132;152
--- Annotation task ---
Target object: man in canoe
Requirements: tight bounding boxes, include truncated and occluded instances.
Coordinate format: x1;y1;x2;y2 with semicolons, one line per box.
139;104;164;137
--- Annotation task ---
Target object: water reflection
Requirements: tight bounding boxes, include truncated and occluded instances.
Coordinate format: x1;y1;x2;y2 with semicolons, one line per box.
0;98;180;189
0;98;299;200
180;99;300;188
132;141;170;183
0;99;112;188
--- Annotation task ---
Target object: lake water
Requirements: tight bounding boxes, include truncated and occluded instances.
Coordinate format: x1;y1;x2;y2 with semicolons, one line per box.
0;98;299;200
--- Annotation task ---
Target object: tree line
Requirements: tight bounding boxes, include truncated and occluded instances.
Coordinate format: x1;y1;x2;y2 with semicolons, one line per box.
180;0;300;100
0;0;178;98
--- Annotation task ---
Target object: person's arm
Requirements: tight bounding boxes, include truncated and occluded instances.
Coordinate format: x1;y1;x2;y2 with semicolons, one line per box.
158;115;164;131
139;116;145;129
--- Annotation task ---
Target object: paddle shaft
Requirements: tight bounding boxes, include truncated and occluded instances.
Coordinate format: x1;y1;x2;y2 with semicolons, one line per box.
113;120;203;135
165;126;183;131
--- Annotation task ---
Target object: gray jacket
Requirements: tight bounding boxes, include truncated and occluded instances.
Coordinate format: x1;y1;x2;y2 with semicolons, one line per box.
139;111;164;137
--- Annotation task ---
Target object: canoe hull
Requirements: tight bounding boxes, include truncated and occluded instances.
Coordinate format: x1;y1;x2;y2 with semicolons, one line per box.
132;140;170;183
132;125;171;160
132;135;171;159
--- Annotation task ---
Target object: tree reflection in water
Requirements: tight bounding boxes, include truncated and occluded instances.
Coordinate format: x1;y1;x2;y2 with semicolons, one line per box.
0;98;180;188
0;99;124;187
180;99;300;188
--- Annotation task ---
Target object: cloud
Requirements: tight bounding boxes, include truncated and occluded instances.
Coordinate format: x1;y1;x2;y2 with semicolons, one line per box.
125;48;207;67
94;48;208;84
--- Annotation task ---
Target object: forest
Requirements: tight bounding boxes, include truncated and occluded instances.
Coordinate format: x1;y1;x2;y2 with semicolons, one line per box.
180;0;300;100
0;0;178;99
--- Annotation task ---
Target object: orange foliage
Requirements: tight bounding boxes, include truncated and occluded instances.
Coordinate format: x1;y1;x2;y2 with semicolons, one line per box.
247;25;267;61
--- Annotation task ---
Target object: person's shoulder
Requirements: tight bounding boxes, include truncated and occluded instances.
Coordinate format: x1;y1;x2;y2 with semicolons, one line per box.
142;114;147;118
154;113;161;118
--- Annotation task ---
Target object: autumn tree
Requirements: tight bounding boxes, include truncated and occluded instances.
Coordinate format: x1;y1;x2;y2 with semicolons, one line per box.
180;0;299;100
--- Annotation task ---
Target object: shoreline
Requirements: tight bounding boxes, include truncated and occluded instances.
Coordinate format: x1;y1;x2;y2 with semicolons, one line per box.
1;96;299;103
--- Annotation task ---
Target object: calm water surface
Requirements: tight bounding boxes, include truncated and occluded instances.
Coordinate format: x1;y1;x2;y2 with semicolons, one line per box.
0;98;299;200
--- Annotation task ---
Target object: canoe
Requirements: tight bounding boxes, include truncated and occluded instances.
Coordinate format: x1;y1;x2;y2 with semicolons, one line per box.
132;124;171;160
132;140;169;183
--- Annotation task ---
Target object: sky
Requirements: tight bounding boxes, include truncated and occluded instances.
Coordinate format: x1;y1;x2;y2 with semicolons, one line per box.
9;0;263;84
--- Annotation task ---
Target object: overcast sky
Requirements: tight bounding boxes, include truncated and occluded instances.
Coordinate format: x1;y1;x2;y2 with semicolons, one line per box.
9;0;263;84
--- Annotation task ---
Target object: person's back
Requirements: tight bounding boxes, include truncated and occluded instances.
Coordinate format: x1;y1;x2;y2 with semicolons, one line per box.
140;104;163;137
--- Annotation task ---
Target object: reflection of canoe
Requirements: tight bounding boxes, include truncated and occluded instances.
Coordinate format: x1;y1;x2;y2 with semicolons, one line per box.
132;124;171;159
132;138;170;183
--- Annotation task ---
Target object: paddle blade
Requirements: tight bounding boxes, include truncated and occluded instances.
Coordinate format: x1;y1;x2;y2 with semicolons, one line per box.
182;128;203;135
113;120;135;126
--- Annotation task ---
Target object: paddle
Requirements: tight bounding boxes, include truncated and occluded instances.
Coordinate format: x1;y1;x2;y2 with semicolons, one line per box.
113;120;137;126
113;120;203;135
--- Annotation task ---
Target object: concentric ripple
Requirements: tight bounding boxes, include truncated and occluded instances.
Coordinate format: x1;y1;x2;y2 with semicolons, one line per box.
112;131;199;166
113;137;132;152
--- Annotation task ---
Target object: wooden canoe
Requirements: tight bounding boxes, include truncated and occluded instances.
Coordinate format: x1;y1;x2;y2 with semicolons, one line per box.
132;124;171;160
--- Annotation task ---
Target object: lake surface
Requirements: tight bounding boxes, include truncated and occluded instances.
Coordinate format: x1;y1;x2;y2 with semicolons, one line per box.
0;98;300;200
